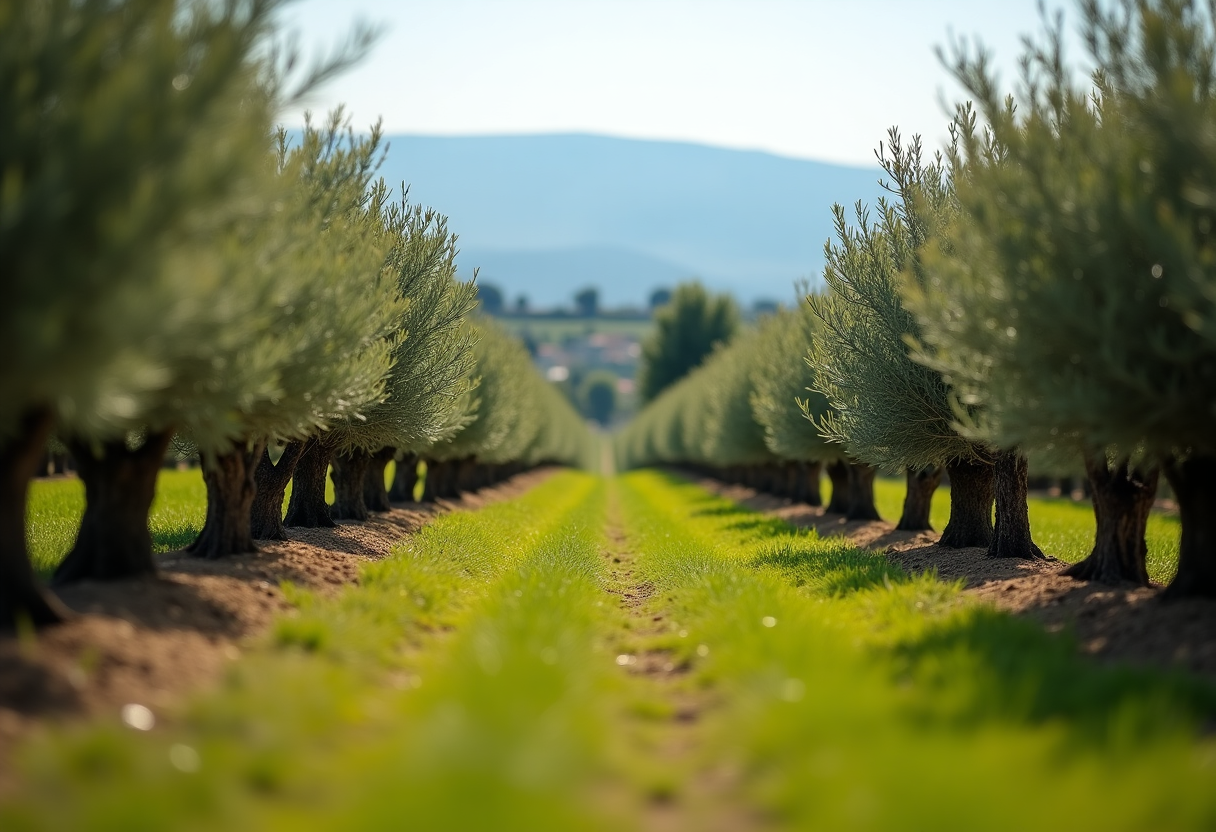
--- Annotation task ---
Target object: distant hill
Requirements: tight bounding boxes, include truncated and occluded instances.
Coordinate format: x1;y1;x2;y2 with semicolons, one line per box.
377;133;886;307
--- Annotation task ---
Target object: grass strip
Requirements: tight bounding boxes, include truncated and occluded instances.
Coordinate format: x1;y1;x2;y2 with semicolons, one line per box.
4;471;631;832
618;470;1216;831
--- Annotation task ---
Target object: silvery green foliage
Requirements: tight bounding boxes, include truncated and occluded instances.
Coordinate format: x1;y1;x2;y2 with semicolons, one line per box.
749;306;842;463
906;0;1216;463
699;329;774;467
427;319;591;466
327;196;479;456
809;130;986;472
89;112;404;455
0;0;285;439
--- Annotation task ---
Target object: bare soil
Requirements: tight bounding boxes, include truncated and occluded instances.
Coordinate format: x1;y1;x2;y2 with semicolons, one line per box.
698;479;1216;681
601;502;761;832
0;469;554;783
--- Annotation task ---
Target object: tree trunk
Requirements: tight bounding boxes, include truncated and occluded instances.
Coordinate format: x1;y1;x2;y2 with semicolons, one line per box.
1;408;68;627
364;447;395;513
826;460;850;514
437;458;462;499
846;462;881;521
988;450;1044;559
250;439;307;540
1162;454;1216;600
420;459;438;502
188;441;264;559
54;428;174;584
330;449;371;521
284;438;334;528
800;461;823;507
897;466;942;531
1063;454;1156;586
939;458;995;548
389;452;419;502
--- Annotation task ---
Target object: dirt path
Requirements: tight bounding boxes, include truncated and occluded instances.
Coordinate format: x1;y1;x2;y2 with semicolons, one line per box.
600;490;762;832
696;477;1216;680
0;469;556;785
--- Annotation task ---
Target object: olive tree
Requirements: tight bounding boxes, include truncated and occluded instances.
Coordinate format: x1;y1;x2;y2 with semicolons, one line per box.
809;133;1005;546
283;202;478;525
0;0;293;624
908;0;1216;593
750;306;843;509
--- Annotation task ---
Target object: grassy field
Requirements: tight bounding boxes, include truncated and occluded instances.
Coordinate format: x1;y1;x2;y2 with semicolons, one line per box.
6;470;1214;830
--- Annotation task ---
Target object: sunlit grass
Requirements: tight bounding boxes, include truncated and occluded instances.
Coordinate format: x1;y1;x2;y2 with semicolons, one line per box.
26;468;207;575
5;472;632;832
619;470;1216;831
870;476;1180;584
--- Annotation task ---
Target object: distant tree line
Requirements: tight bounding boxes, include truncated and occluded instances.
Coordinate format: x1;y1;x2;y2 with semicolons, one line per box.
619;0;1216;600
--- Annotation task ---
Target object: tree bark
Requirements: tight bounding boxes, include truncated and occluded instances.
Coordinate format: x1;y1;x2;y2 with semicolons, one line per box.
939;458;995;548
800;461;823;507
250;439;307;540
330;449;371;521
1162;454;1216;600
897;466;942;531
436;458;462;499
389;452;419;502
1;408;68;627
420;459;438;502
54;428;174;584
363;447;395;513
825;460;851;514
188;441;264;559
284;438;334;528
846;462;881;521
1063;454;1156;586
988;450;1044;559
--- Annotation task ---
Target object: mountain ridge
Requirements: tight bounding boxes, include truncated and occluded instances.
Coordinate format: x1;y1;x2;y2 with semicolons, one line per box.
375;132;887;306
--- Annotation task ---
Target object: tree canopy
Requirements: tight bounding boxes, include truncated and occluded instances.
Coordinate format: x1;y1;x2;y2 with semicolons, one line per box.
638;282;739;402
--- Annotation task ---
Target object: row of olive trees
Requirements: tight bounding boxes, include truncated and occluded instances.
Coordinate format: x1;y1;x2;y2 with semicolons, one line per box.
618;0;1216;599
1;0;589;628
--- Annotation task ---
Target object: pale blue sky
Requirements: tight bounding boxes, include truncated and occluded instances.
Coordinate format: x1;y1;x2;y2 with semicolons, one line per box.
279;0;1085;165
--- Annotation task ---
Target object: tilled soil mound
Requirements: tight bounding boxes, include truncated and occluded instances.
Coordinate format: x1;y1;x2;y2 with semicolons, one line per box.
700;479;1216;681
0;469;554;779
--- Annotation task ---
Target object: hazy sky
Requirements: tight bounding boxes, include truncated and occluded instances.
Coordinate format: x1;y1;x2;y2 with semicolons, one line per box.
279;0;1083;166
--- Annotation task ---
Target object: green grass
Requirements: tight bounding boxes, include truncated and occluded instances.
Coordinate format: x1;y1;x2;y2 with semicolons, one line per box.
618;471;1216;831
10;469;1210;829
4;471;636;832
872;476;1181;583
26;469;207;575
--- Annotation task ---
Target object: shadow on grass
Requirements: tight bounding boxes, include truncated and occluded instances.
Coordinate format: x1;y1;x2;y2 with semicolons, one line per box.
892;605;1216;737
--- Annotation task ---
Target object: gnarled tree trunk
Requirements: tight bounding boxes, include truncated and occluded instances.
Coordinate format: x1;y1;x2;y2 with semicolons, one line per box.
330;449;371;521
939;458;994;549
250;439;307;540
54;428;174;584
1162;454;1216;600
1062;455;1156;586
800;461;823;507
846;462;881;521
897;466;942;531
189;441;264;560
825;460;851;514
988;450;1044;559
284;438;334;528
363;447;395;513
1;408;68;627
389;452;419;503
